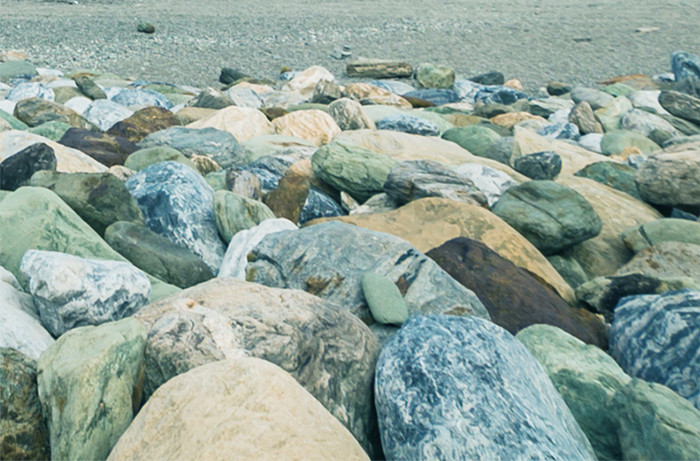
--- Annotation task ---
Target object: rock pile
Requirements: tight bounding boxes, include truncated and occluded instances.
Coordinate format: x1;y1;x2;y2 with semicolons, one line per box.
1;49;700;459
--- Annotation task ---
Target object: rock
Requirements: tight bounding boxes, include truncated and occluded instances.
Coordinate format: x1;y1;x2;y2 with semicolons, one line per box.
311;79;344;104
546;81;573;96
0;108;29;131
574;161;640;199
492;180;602;255
13;98;94;130
262;169;310;223
272;109;341;146
623;218;700;252
512;150;562;180
37;318;147;461
111;88;172;109
126;161;225;272
219;67;248;85
248;221;488;324
569;101;604;134
618;239;700;283
214;190;275;243
0;287;55;360
187;106;273;142
490;111;546;129
343;82;412;108
138;126;248;169
0;348;50;461
361;272;408;325
635;151;700;206
368;80;415;95
401;88;461;106
620;108;679;140
281;65;335;99
6;82;55;102
429;237;606;346
375;113;441;136
73;76;107;102
658;90;700;125
516;324;630;460
311;141;397;202
469;71;505;86
383;160;487;206
224;86;262;109
82;99;133;131
226;168;262;199
570;87;615;110
27;120;72;142
375;315;596;460
594;96;633;132
20;250;150;336
0;142;56;191
612;379;700;460
123;145;194;171
187;87;233;109
107;106;180;143
107;357;369;461
0;60;37;82
610;290;700;408
218;218;297;278
346;58;413;78
475;86;529;105
538;122;581;141
136;22;155;33
451;163;518;206
327;98;375;131
57;128;136;167
441;125;502;160
28;170;144;235
600;129;660;156
671;51;700;97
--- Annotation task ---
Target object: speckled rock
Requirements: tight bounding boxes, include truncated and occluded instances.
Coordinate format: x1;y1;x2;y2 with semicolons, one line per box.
635;151;700;206
451;163;518;206
82;99;133;131
262;168;309;223
247;221;488;324
213;190;275;243
375;315;596;461
0;142;56;191
13;98;94;130
512;150;562;180
37;318;147;461
376;113;441;136
415;63;456;89
107;106;180;143
58;128;138;167
610;290;700;409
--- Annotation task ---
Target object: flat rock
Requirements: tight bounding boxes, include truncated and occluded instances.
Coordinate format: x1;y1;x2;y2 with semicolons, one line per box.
635;151;700;206
126;161;225;272
213;190;275;243
620;108;679;140
402;88;461;106
622;218;700;252
0;60;37;82
247;221;489;324
574;161;640;199
346;58;413;78
107;106;180;143
37;318;147;461
658;90;700;125
0;142;56;191
27;120;73;141
13;98;94;130
376;113;441;136
74;76;107;100
441;125;502;160
188;106;274;142
428;238;607;347
107;357;369;461
375;315;596;461
58;128;137;167
272;109;341;146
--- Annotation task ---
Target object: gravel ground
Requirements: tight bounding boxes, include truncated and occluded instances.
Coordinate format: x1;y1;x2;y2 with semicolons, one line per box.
1;0;699;92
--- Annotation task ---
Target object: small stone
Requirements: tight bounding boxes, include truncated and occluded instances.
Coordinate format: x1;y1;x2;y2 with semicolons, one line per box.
361;272;408;325
512;150;563;180
137;22;155;34
415;63;456;89
73;76;106;100
219;67;249;85
468;71;505;86
346;58;413;78
547;81;573;96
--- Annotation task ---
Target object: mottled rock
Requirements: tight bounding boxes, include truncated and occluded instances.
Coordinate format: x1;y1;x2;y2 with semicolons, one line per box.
282;65;336;99
328;97;376;130
73;76;106;100
574;161;640;199
58;128;137;167
82;99;133;132
346;58;413;78
620;108;679;140
616;241;700;285
441;125;502;159
0;142;56;191
111;88;172;109
188;87;233;110
537;122;581;141
126;161;225;271
214;190;274;242
0;348;50;461
569;101;604;134
475;86;529;105
635;151;700;206
107;357;369;461
622;218;700;252
361;272;408;325
107;106;180;143
512;150;562;180
225;86;262;109
571;87;615;110
6;82;54;102
375;315;596;461
37;318;147;461
594;96;634;132
13;98;94;130
272;109;341;146
123;145;194;171
601;129;660;156
188;106;274;142
263;169;310;223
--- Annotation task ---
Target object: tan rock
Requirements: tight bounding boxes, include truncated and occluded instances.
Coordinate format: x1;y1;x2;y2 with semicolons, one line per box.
232;81;275;95
0;118;11;133
311;197;575;303
0;130;106;173
282;65;336;99
344;83;412;109
490;111;547;129
328;98;376;130
272;109;341;146
107;357;369;461
187;106;273;142
0;50;28;62
504;79;524;91
175;107;216;125
559;176;662;278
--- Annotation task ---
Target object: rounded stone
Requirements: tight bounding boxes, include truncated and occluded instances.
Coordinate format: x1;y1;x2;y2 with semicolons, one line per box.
361;272;408;325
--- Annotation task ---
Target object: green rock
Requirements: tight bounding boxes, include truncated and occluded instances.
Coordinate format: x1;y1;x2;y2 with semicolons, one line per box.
659;113;700;136
574;161;640;199
104;221;214;289
492;180;603;255
0;348;50;461
74;76;107;100
621;218;700;252
441;125;502;159
547;254;589;289
28;170;144;236
213;190;275;243
311;141;397;202
53;86;85;105
288;103;329;113
205;170;228;191
0;190;10;203
600;130;660;156
37;318;147;461
124;145;195;171
28;121;74;142
517;325;631;460
0;109;29;130
361;272;408;325
0;61;37;82
0;187;179;301
13;98;94;130
594;96;633;131
415;63;456;89
612;379;700;461
137;22;155;34
601;83;636;98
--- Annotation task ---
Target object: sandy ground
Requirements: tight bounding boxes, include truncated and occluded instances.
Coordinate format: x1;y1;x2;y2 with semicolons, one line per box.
1;0;699;91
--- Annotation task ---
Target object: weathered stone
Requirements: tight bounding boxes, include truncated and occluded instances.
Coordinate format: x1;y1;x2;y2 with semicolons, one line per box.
6;82;54;102
58;128;137;167
346;58;413;78
512;150;562;180
224;86;262;109
0;348;50;461
107;106;180;143
569;101;604;134
107;357;369;461
574;161;640;199
0;142;56;191
82;99;133;132
622;218;700;252
13;98;94;130
272;109;341;146
658;90;700;125
517;324;630;460
375;315;596;461
570;87;615;110
73;76;106;100
600;129;660;156
123;145;194;171
214;190;274;242
537;122;581;141
28;170;143;235
491;111;546;129
262;169;310;224
37;318;147;461
111;88;172;109
187;106;274;142
441;125;502;159
616;241;700;285
635;151;700;206
361;272;408;325
126;161;225;272
343;83;412;108
282;65;336;99
328;97;376;130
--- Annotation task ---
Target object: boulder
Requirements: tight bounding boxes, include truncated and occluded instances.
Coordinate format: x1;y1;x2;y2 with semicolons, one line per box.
58;128;137;167
441;125;502;160
517;324;631;461
635;151;700;206
6;82;54;102
247;221;489;324
512;150;562;180
37;318;147;461
126;161;225;272
428;238;607;347
213;190;275;243
13;98;94;130
376;113;441;136
107;106;180;143
402;88;461;106
658;90;700;125
616;241;700;284
111;88;172;109
0;142;56;191
574;161;640;199
83;99;133;131
0;348;50;461
622;218;700;252
451;163;518;206
272;109;341;146
327;98;376;130
27;120;73;142
537;122;581;141
600;130;660;156
282;65;336;99
620;108;679;140
610;290;700;408
123;145;194;171
346;58;413;78
0;60;37;82
375;315;596;460
107;357;369;461
671;51;700;97
28;170;143;235
569;101;604;134
0;288;54;359
187;106;274;142
262;168;310;223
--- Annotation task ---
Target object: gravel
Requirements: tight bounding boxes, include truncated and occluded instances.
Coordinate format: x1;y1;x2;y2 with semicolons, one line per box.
1;0;699;92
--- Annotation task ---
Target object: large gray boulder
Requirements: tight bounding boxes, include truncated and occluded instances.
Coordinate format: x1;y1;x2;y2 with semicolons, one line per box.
635;151;700;206
375;315;596;460
213;190;275;243
246;221;488;325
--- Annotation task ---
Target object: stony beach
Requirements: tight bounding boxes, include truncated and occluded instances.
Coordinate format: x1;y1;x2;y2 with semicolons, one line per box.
1;4;700;460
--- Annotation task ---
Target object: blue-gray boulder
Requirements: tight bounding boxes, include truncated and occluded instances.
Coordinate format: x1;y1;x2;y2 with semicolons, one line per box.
475;86;528;105
537;122;581;141
672;51;700;97
111;88;173;109
512;150;562;180
125;161;225;271
401;89;460;106
610;290;700;409
376;114;441;136
375;315;596;461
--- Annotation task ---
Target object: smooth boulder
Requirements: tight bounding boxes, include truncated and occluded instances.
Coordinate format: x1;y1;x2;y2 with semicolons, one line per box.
635;151;700;206
213;190;275;243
